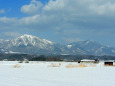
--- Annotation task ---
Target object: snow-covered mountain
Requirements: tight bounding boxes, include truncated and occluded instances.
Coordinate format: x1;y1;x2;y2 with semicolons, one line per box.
0;34;115;55
10;34;54;48
68;40;115;55
0;34;57;54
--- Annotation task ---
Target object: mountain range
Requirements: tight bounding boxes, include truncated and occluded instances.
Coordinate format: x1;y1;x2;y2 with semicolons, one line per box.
0;34;115;56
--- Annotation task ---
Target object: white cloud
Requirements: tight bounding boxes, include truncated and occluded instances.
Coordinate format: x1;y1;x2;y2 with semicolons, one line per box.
0;9;5;14
1;0;115;29
43;0;115;16
19;15;40;25
43;0;65;11
21;0;43;15
89;2;115;15
0;17;18;30
3;32;21;38
0;17;17;23
0;0;115;38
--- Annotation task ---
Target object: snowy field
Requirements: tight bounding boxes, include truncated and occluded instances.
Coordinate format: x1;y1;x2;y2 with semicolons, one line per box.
0;61;115;86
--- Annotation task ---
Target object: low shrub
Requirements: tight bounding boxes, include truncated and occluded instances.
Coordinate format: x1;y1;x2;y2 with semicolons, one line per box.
13;64;21;68
48;63;61;67
66;64;87;68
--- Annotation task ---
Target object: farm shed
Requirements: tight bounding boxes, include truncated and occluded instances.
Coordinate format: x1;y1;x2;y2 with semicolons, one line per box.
104;61;113;66
78;59;99;63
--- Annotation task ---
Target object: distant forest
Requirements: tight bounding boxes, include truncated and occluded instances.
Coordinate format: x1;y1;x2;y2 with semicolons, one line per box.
0;54;115;61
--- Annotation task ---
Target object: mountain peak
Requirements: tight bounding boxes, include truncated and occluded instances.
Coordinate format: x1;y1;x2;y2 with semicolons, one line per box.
11;34;54;47
20;34;54;44
19;34;38;39
0;34;114;55
22;34;32;37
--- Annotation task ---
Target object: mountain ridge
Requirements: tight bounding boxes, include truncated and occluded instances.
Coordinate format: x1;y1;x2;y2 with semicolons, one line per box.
0;34;115;56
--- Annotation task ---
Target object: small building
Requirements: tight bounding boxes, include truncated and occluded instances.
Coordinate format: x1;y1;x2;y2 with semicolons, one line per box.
104;61;113;66
78;59;99;63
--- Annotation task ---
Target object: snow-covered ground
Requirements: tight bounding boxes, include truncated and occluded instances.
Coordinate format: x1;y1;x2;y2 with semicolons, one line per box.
0;61;115;86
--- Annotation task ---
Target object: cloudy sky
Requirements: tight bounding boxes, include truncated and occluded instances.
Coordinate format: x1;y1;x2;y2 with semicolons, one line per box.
0;0;115;46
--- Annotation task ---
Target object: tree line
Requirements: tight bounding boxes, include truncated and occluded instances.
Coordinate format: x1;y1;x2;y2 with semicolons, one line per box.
0;54;115;61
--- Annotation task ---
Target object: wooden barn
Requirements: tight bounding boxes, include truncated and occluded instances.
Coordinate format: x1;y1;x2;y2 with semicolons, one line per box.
104;61;113;66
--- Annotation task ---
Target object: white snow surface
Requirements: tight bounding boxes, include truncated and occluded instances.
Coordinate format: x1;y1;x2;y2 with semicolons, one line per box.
112;50;115;53
67;45;72;48
0;61;115;86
